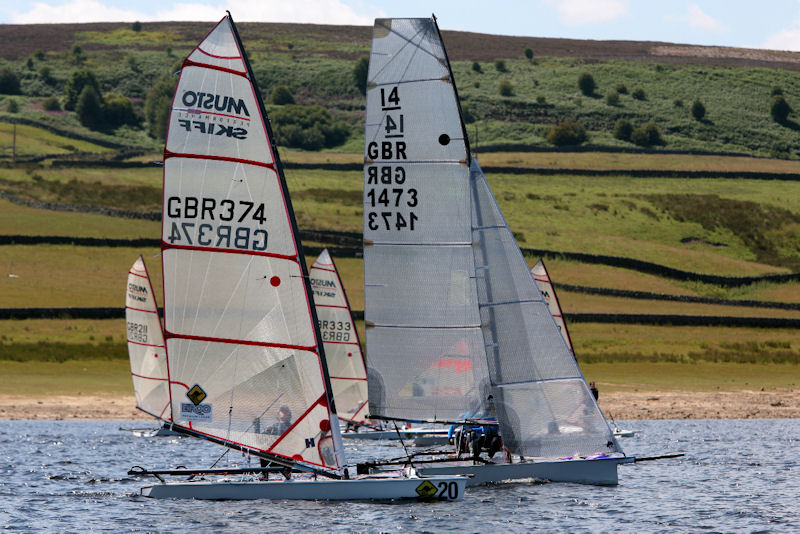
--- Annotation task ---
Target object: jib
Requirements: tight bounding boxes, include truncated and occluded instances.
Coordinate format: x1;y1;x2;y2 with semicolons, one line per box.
366;141;407;160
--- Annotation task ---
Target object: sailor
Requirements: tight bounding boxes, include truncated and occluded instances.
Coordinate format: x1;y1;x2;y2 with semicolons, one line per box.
589;381;599;401
449;395;502;461
260;405;294;475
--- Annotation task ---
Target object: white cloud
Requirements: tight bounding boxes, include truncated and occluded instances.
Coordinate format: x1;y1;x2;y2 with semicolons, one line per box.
543;0;627;26
687;4;724;34
761;7;800;51
7;0;382;24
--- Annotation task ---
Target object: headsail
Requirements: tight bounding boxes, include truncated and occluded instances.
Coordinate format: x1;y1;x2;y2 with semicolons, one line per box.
531;260;574;353
363;18;490;422
364;17;620;459
126;256;171;420
160;14;342;473
310;249;369;426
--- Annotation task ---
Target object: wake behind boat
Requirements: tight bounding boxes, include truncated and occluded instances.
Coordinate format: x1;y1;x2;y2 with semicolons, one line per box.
127;13;464;501
360;17;632;487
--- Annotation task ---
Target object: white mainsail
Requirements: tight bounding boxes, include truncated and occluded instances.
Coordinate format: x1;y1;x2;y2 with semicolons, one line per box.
310;249;369;425
532;259;574;352
363;17;620;460
126;256;171;420
160;15;343;473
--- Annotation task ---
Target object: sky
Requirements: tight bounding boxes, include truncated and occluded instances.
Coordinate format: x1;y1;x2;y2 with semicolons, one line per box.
4;0;800;52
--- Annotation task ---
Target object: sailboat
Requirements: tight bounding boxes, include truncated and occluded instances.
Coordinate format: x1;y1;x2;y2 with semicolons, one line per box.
128;13;465;501
361;17;632;486
124;256;180;438
532;260;636;439
309;249;370;427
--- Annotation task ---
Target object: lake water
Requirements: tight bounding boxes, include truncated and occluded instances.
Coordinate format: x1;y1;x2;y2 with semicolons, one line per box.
1;419;797;532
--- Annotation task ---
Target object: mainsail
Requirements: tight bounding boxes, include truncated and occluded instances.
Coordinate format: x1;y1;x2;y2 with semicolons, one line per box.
363;17;620;459
531;260;574;353
126;256;171;420
310;249;369;425
160;14;343;473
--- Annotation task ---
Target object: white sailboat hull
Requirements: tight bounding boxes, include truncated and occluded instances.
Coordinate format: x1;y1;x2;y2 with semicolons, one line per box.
418;456;633;486
140;475;466;501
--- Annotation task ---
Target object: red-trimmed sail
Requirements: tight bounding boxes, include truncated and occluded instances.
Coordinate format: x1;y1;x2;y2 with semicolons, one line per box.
126;256;171;421
160;15;341;472
310;249;369;425
531;259;574;353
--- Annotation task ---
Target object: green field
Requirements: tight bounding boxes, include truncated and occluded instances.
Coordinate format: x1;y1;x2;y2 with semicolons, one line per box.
1;21;799;394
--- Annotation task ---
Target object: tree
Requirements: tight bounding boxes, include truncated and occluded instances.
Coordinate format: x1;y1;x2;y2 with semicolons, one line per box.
6;98;19;113
546;121;587;146
270;105;350;150
132;21;142;32
613;119;632;141
270;85;295;105
691;100;706;121
353;56;369;96
631;88;646;100
524;47;533;61
614;83;628;94
472;61;482;73
64;69;101;110
144;76;176;139
0;67;21;95
494;59;507;73
72;44;83;64
104;93;139;128
76;86;104;129
631;122;662;147
771;86;783;97
770;95;792;123
577;72;595;96
498;80;514;97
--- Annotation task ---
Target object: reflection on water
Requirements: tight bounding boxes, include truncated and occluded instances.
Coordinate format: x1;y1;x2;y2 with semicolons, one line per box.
0;419;798;532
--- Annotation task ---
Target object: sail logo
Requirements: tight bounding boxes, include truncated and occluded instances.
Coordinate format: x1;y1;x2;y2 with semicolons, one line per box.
181;90;250;118
127;283;149;302
180;402;213;422
310;278;336;288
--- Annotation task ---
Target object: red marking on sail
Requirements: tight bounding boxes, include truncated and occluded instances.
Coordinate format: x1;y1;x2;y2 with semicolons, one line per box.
432;359;472;373
165;331;318;354
163;149;274;169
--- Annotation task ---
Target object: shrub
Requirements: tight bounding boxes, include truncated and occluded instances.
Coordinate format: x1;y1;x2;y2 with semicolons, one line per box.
41;96;61;111
76;86;103;129
103;93;139;128
72;44;83;64
613;119;633;141
605;90;620;106
631;88;646;100
498;80;514;97
546;121;587;146
614;83;628;94
494;59;507;73
524;48;533;61
352;56;369;96
691;100;706;121
132;21;142;32
673;98;684;107
577;72;595;96
472;62;482;73
771;86;783;97
270;85;295;105
34;49;45;61
770;95;792;123
144;76;176;139
270;105;350;150
461;104;475;124
6;98;19;113
536;95;546;105
631;122;662;146
0;67;21;95
63;69;101;110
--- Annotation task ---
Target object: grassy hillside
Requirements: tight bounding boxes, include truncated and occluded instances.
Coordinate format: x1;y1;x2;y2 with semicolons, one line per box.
2;21;800;156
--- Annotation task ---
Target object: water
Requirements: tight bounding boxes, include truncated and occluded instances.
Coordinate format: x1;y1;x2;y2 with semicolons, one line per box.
1;419;797;532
